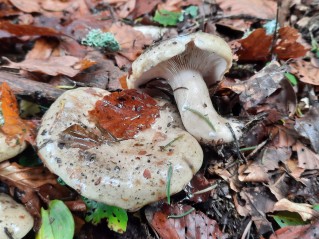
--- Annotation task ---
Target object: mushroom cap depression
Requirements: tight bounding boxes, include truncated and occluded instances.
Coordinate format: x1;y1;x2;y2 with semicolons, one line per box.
37;88;203;210
127;31;232;89
0;193;34;239
0;134;26;162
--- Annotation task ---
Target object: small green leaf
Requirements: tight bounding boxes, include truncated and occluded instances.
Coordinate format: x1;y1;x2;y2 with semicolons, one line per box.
312;204;319;211
36;200;74;239
285;72;298;86
178;6;198;22
153;10;181;26
272;211;307;228
83;197;128;233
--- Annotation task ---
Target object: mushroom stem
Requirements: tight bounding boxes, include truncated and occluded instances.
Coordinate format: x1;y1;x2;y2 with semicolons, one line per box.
168;69;242;144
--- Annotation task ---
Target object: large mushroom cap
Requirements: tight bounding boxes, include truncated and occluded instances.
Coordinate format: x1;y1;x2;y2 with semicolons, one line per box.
127;31;232;89
0;193;34;239
127;32;243;145
37;87;203;210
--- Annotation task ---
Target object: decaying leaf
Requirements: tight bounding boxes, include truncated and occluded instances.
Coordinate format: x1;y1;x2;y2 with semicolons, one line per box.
9;0;41;13
228;61;286;109
269;221;319;239
59;124;104;150
295;105;319;153
0;161;57;189
273;199;318;221
293;141;319;170
145;203;225;239
4;56;95;77
157;0;201;11
89;89;159;140
0;21;61;38
235;27;308;61
109;22;153;62
216;0;276;19
290;60;319;85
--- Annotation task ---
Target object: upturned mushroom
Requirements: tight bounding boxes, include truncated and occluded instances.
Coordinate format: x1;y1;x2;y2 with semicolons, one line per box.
127;32;243;144
0;193;34;239
36;87;203;210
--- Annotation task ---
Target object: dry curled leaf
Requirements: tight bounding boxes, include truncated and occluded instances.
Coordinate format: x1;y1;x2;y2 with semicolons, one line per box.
0;82;37;144
0;161;57;189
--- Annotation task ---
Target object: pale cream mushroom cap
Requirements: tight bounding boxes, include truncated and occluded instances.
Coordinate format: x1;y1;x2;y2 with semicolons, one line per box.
127;31;232;89
37;87;203;210
0;193;34;239
0;134;26;162
127;32;243;144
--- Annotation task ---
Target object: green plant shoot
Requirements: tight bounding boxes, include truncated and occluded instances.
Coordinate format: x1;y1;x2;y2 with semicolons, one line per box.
83;197;128;233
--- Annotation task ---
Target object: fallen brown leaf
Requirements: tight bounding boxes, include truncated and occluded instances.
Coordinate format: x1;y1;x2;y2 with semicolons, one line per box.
109;22;153;62
145;203;225;239
270;220;319;239
0;161;57;189
295;105;319;153
216;0;277;19
158;0;201;11
236;28;272;61
4;56;95;77
294;141;319;170
9;0;41;13
274;27;309;60
0;21;62;38
130;0;161;18
235;27;308;61
290;60;319;85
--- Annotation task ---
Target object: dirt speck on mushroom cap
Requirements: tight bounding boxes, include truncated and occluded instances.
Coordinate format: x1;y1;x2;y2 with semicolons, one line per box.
37;87;203;210
0;193;34;239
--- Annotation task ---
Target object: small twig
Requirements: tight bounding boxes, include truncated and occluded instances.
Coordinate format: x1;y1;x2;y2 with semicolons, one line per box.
167;208;195;219
270;1;280;60
241;219;253;239
160;135;184;151
226;122;246;163
184;106;216;131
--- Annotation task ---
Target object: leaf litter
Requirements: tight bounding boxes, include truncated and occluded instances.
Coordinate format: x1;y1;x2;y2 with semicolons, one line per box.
0;0;319;238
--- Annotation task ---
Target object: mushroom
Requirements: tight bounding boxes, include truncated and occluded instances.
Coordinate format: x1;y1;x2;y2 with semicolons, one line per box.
127;32;243;144
0;193;34;239
36;87;203;210
0;134;26;162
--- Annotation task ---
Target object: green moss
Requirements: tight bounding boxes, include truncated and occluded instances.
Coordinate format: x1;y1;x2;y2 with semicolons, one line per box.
81;29;120;52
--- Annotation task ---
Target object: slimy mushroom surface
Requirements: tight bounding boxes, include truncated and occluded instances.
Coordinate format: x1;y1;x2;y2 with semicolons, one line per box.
127;32;243;144
37;87;203;210
0;193;34;239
